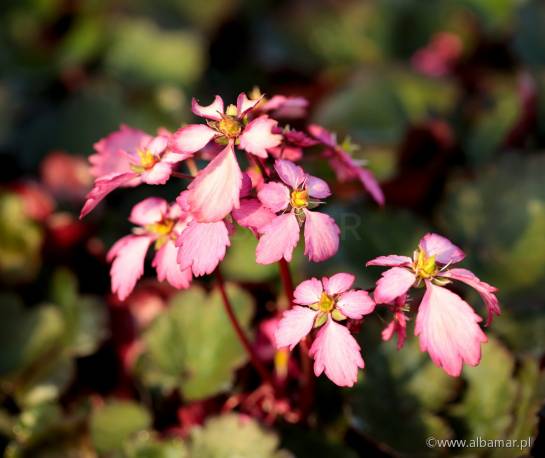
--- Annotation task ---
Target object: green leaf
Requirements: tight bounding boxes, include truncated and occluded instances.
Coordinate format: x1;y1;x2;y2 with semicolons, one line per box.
126;434;188;458
187;413;291;458
141;284;254;401
90;400;151;455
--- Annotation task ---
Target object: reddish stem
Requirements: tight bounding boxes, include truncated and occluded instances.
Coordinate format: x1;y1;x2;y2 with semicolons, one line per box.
171;171;194;180
216;269;275;388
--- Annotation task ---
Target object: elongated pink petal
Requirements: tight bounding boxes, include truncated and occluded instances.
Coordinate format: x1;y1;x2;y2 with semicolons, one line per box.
153;240;192;289
171;124;218;155
239;116;282;158
415;282;487;377
310;319;364;387
293;277;323;305
236;92;260;117
419;233;465;264
256;213;300;264
373;267;416;304
80;172;138;219
337;290;375;319
176;221;230;276
323;273;355;296
275;306;317;350
440;268;500;326
187;144;242;222
303;211;340;262
357;168;384;206
274;159;305;189
129;197;167;226
307;123;336;148
306;176;331;199
366;255;413;267
108;235;153;301
141;162;172;185
192;95;224;120
257;182;290;213
232;198;276;234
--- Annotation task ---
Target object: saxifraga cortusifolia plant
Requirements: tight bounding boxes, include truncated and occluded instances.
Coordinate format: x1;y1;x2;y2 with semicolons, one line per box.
80;91;500;423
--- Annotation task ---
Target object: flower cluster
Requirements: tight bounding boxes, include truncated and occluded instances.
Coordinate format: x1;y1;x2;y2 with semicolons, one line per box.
81;91;499;388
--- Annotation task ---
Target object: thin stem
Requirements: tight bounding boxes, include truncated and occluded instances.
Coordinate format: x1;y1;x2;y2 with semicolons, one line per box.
216;268;275;388
186;158;198;177
171;171;194;180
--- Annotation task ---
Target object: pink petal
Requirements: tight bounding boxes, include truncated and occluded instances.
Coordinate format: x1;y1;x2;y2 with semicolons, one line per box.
146;135;168;156
307;124;336;148
274;159;305;189
108;235;153;301
309;319;364;387
141;162;172;185
232;198;276;234
153;240;192;289
293;277;323;305
129;197;168;226
171;124;218;155
419;233;465;265
440;268;500;326
256;213;300;264
275;306;317;350
239;116;282;158
381;307;408;350
337;290;375;319
239;173;253;198
323;273;355;296
187;144;242;222
303;210;340;262
415;282;487;377
80;172;138;219
306;175;331;199
366;255;413;267
257;181;290;213
373;267;416;304
236;92;260;117
176;221;230;276
192;95;224;121
357;168;385;206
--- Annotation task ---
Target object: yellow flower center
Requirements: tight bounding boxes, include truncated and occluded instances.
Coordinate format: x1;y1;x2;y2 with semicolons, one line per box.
131;149;158;173
146;219;175;250
414;249;437;279
290;189;309;209
218;116;242;138
317;292;335;313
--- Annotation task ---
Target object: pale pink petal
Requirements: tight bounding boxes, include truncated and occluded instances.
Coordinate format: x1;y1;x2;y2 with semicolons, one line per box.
440;268;500;326
303;210;340;262
141;162;172;185
256;213;300;264
275;306;317;350
309;319;364;387
306;176;331;199
236;92;260;117
153;240;192;289
257;181;290;213
108;235;153;301
337;290;375;319
323;273;355;296
171;124;218;155
419;233;465;264
176;221;230;276
232;198;276;234
381;310;408;350
187;144;242;222
357;168;385;206
415;281;487;377
147;135;168;156
129;197;168;226
274;159;305;189
80;172;138;219
366;255;413;267
307;124;336;148
192;95;224;121
293;277;323;305
263;95;308;119
373;267;416;304
239;116;282;158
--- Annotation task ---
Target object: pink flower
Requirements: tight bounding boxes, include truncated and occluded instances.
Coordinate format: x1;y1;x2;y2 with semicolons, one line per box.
268;128;318;161
308;124;384;205
107;198;192;300
261;95;309;119
171;94;282;222
380;295;408;350
411;32;462;77
275;273;375;387
367;233;500;376
81;131;189;218
256;160;340;264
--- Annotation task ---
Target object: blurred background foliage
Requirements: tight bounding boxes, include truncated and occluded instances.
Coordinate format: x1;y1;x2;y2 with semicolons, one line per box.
1;0;545;456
